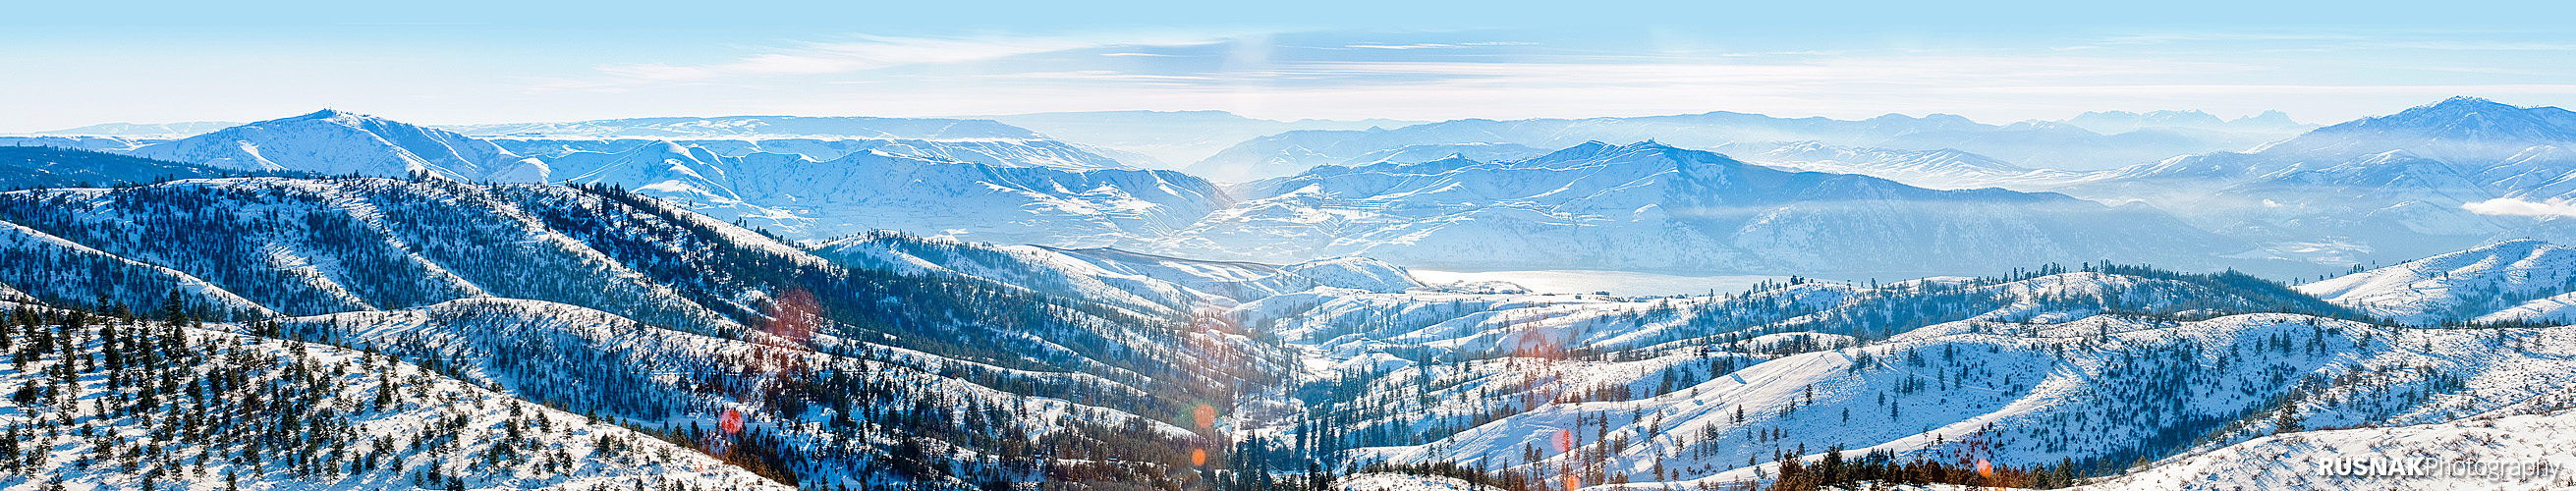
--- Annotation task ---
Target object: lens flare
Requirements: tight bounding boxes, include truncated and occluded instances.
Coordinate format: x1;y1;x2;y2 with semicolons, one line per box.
720;408;744;435
1193;404;1217;428
1191;448;1207;466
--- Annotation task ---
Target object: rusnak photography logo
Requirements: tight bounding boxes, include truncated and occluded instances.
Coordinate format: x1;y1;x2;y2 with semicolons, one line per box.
2313;454;2560;483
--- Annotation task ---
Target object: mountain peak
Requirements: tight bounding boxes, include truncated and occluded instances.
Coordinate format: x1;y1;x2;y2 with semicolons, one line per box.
135;109;534;182
2437;95;2501;106
2400;96;2521;116
2269;97;2576;155
292;108;361;121
2232;110;2300;126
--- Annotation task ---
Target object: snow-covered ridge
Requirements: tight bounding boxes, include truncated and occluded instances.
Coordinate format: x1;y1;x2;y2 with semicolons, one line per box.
810;231;1420;315
1725;141;2087;191
494;136;1137;171
0;316;790;491
1187;107;2297;181
2298;239;2576;325
441;115;1045;139
2080;406;2576;491
133;109;548;183
0;175;1293;488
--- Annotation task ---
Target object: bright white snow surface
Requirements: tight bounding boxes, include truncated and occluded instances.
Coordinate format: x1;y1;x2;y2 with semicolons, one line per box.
0;320;789;491
2297;238;2576;325
1332;472;1506;491
132;110;545;183
2080;407;2576;490
1410;270;1785;297
1229;263;2576;490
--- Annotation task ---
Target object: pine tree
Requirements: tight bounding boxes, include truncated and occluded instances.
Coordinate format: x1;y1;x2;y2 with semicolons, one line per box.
2273;407;2303;434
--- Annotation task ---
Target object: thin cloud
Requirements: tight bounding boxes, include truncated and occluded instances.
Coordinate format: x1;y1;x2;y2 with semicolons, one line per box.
2465;197;2576;218
1334;41;1537;50
584;32;1237;83
2096;31;2370;45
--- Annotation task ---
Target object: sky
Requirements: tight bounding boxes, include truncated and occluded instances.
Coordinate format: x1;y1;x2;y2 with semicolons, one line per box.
5;0;2574;132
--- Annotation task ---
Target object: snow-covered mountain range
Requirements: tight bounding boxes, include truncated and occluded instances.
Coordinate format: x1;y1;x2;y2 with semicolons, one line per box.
0;177;1334;489
441;115;1044;140
1995;97;2576;269
1144;141;2237;273
16;97;2576;490
132;110;550;183
6;173;2576;490
1185;110;2306;181
975;111;1424;169
12;109;2268;277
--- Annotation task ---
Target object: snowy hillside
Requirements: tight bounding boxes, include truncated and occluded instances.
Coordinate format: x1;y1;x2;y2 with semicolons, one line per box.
0;177;1295;489
980;110;1422;171
808;230;1419;315
0;136;162;153
0;310;788;491
1236;258;2574;490
1723;141;2086;191
2077;401;2576;490
30;121;244;136
17;97;2576;491
534;144;1221;247
442;115;1042;140
132;110;548;183
0;146;250;189
2297;239;2576;325
494;136;1138;172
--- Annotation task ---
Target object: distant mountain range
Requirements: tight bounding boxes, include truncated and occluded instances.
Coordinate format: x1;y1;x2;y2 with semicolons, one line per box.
1149;140;2238;273
441;115;1045;139
1182;109;2311;181
974;110;1423;169
17;97;2576;280
2001;97;2576;267
29;120;244;136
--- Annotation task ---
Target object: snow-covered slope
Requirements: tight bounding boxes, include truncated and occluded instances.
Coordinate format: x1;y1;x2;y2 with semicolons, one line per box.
0;313;789;491
0;136;163;153
980;110;1422;172
493;136;1138;172
1152;141;2240;274
1333;472;1508;491
443;115;1042;139
809;231;1420;316
540;145;1221;246
0;145;246;189
2297;239;2576;325
1724;141;2086;191
1241;259;2574;490
0;176;1290;489
132;110;548;183
1338;143;1552;169
31;120;244;136
2078;403;2576;490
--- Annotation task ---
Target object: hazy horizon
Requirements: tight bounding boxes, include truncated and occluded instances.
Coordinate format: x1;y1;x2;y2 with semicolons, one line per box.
6;1;2571;132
